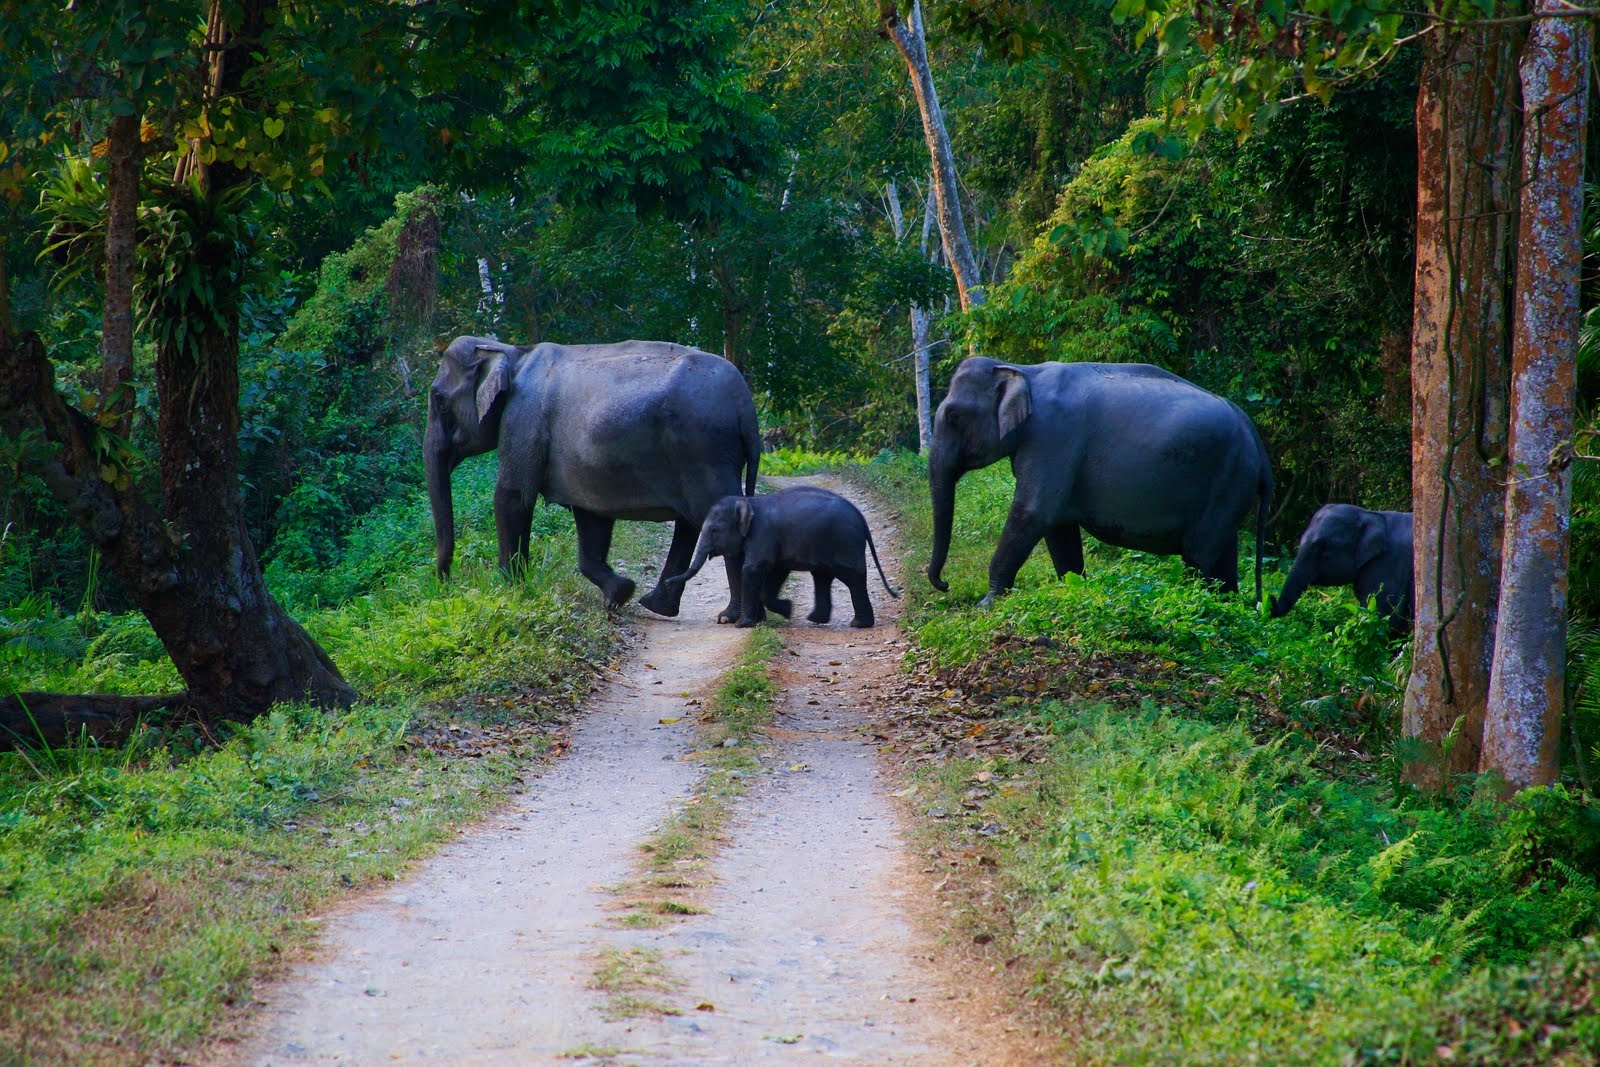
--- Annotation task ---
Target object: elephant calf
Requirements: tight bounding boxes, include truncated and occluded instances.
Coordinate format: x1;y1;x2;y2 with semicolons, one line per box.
665;487;899;628
1271;504;1414;635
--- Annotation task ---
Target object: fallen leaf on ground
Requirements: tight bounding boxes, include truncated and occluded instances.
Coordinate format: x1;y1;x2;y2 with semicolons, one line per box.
658;717;682;725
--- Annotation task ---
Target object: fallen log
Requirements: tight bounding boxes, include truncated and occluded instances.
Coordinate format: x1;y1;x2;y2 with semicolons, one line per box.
0;691;189;750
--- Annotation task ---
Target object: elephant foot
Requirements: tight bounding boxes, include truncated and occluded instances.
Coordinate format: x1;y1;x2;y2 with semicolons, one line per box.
977;592;997;610
735;616;761;629
637;587;682;618
849;615;874;629
768;597;794;619
717;603;740;624
604;577;637;609
806;609;831;625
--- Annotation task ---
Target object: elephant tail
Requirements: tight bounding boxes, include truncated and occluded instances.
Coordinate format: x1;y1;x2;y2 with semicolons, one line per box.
865;526;900;599
742;410;761;497
1254;459;1274;605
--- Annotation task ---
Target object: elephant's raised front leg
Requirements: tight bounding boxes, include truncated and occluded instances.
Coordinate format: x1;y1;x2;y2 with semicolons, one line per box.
573;508;636;608
639;519;697;617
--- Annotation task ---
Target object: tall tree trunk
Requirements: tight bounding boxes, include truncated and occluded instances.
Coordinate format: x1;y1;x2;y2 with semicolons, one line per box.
886;179;936;452
148;0;352;715
101;111;139;433
880;0;984;311
1483;8;1592;790
151;307;353;713
1403;24;1522;787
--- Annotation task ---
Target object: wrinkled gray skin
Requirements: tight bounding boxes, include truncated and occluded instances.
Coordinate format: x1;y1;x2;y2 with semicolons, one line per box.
664;487;899;628
1270;504;1414;636
425;336;759;618
927;358;1274;605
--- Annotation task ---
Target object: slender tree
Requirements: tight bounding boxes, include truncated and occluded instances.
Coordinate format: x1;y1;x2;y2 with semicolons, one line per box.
880;1;985;311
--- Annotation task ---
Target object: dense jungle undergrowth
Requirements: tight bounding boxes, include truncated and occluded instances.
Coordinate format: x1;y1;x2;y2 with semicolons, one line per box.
0;458;650;1063
836;451;1600;1066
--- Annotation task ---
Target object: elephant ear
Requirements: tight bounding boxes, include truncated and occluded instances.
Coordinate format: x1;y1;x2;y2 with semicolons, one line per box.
473;346;515;423
1356;513;1387;568
994;366;1033;438
735;498;755;537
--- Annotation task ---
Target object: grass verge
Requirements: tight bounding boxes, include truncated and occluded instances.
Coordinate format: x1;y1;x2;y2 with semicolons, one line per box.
0;456;654;1064
848;449;1600;1066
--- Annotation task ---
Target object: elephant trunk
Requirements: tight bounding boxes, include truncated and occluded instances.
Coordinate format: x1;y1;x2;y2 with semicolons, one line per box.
1270;555;1314;618
425;426;458;579
927;451;958;592
670;525;718;587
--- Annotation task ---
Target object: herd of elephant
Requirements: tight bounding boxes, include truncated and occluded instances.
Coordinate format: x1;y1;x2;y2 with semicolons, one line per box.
425;336;1415;634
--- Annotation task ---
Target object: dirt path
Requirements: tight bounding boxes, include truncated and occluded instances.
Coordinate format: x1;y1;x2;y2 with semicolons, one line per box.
229;478;1039;1066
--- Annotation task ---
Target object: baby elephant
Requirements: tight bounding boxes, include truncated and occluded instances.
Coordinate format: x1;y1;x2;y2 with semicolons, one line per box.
665;486;899;628
1271;504;1413;635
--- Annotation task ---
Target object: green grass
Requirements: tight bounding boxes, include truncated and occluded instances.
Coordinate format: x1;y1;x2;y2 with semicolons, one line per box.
850;449;1600;1066
0;454;655;1064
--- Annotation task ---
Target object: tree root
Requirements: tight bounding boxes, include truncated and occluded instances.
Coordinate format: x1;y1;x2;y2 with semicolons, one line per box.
0;691;189;750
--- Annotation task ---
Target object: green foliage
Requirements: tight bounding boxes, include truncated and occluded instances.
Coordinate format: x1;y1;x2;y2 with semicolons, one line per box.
1108;0;1417;137
852;450;1600;1064
520;0;774;218
757;447;866;477
238;189;442;572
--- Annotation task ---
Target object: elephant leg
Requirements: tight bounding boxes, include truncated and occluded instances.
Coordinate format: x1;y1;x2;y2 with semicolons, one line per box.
737;559;769;627
985;503;1048;606
1044;525;1085;578
718;548;744;624
638;519;697;617
573;508;635;608
807;569;834;624
841;567;874;628
494;485;536;575
764;567;794;619
1181;522;1240;594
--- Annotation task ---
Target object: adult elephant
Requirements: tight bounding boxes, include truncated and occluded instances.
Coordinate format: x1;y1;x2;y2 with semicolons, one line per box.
424;336;759;618
1270;504;1413;636
926;357;1273;604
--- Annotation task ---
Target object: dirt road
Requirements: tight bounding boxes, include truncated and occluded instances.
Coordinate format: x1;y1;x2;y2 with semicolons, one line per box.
230;479;1036;1066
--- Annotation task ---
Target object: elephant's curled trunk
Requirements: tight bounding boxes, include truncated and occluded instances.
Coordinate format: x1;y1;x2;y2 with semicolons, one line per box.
926;455;958;592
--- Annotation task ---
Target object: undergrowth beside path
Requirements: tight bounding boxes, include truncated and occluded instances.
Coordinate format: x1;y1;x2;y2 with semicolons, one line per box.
0;457;643;1064
842;450;1600;1066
